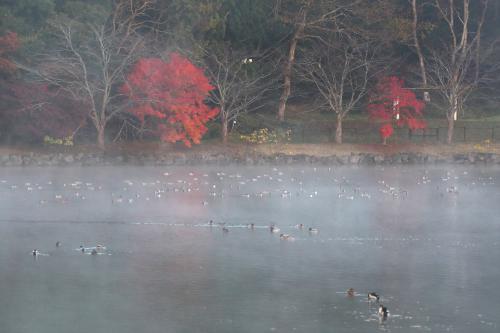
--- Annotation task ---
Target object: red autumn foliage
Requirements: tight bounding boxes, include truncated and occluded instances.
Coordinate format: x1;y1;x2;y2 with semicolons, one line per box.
0;32;20;76
368;76;426;141
122;53;219;147
0;80;87;142
379;123;394;140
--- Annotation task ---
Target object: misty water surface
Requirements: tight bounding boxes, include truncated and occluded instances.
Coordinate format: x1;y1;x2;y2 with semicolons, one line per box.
0;165;499;333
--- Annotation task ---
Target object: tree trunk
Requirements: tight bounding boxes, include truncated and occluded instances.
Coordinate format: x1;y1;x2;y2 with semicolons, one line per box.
277;10;307;122
447;115;454;144
447;95;458;144
411;0;428;100
221;114;228;145
97;125;105;149
335;115;343;144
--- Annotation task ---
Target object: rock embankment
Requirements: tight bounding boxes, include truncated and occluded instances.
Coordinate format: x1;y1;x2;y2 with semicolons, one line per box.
0;151;499;166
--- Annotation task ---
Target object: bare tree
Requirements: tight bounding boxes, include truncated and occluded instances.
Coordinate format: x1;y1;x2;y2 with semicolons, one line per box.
204;48;278;144
19;0;154;149
410;0;429;101
274;0;354;122
427;0;488;144
297;34;374;143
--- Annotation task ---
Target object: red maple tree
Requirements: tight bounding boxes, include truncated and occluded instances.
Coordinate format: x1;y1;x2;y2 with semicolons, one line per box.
368;76;426;144
122;53;219;147
0;32;19;76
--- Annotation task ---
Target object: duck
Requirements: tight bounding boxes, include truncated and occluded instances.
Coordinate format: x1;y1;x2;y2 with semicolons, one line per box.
79;245;85;253
222;227;229;233
308;227;318;234
347;288;355;297
270;225;280;233
368;292;380;302
279;233;294;241
378;305;388;320
56;241;61;247
32;249;39;256
91;249;98;255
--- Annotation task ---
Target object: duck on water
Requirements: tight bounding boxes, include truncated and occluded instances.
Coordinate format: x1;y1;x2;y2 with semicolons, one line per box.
378;305;388;321
368;292;380;302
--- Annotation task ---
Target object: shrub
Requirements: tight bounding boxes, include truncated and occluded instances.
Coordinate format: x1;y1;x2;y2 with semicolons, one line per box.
240;128;291;144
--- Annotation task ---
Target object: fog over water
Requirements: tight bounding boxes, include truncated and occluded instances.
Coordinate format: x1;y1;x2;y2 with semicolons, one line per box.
0;165;499;333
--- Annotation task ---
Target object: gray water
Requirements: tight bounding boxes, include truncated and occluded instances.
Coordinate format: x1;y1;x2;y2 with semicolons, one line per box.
0;165;499;333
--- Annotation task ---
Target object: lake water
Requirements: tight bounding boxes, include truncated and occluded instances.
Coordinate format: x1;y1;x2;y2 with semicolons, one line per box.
0;165;499;333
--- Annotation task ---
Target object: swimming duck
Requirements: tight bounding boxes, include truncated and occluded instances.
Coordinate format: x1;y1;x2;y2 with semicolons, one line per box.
347;288;355;297
368;292;380;302
308;227;318;234
32;249;39;256
378;305;388;320
79;245;85;253
279;234;294;240
270;225;280;233
56;241;61;247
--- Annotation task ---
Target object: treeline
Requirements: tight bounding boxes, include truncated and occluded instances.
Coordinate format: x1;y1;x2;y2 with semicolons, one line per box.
1;0;499;147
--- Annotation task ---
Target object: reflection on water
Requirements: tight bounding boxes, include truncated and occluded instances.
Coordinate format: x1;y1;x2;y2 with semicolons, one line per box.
0;165;499;333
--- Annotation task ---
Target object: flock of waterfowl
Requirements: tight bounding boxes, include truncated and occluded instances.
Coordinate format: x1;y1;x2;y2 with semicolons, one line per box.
342;288;389;323
32;242;109;257
2;166;498;330
1;167;494;211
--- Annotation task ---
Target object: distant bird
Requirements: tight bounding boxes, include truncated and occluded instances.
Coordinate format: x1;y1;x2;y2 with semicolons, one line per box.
270;225;280;233
79;245;85;253
347;288;355;297
56;241;61;247
308;227;318;234
279;234;294;241
222;227;229;233
368;292;380;302
378;305;388;320
32;249;39;256
91;249;98;255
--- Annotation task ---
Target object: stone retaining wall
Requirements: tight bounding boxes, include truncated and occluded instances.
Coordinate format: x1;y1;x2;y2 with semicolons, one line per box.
1;151;499;167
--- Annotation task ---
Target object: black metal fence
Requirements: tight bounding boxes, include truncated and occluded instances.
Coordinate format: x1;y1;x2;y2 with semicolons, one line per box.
290;123;500;144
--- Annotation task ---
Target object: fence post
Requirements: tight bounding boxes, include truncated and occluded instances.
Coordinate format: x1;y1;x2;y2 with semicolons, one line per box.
463;127;466;142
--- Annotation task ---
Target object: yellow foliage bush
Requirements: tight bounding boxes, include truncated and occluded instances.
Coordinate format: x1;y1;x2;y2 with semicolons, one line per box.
44;135;74;146
473;139;491;152
240;128;291;144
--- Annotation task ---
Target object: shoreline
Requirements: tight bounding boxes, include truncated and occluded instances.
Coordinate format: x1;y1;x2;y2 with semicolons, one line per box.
1;143;500;166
